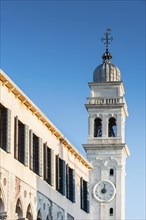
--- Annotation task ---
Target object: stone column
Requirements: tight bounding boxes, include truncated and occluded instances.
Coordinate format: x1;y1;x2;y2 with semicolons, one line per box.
88;115;92;137
116;114;122;137
102;115;108;138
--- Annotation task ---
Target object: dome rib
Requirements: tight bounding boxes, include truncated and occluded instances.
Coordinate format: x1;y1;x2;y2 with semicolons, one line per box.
93;62;121;83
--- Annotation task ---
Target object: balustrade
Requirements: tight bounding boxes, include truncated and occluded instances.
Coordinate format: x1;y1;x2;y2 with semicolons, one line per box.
87;97;124;105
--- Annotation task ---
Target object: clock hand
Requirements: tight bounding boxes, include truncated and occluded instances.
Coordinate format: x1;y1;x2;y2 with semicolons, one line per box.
101;183;106;194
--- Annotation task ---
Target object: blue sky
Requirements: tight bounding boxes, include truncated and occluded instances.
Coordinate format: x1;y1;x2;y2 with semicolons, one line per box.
1;1;145;219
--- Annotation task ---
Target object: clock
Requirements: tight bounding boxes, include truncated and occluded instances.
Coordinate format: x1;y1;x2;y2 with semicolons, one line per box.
93;180;116;203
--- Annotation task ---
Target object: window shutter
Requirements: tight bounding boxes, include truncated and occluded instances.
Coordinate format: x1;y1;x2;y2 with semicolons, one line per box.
38;137;43;176
62;160;66;196
72;169;75;203
19;123;25;164
67;166;75;203
47;148;51;184
83;180;88;212
29;130;33;170
1;108;11;152
24;124;29;166
43;143;48;180
59;158;63;193
6;109;11;153
67;167;75;203
66;164;69;198
14;116;18;159
59;158;66;196
86;182;90;213
56;155;59;191
80;177;84;210
50;149;54;186
81;179;89;213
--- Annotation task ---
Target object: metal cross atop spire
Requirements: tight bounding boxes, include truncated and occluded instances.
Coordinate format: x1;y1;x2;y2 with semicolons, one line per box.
101;28;113;52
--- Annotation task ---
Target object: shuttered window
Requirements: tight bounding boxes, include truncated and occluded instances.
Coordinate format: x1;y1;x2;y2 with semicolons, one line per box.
66;164;75;203
24;125;29;166
44;143;54;186
56;155;66;196
29;132;42;176
18;120;25;164
59;158;66;196
56;154;60;191
14;117;29;166
80;177;90;213
33;134;39;175
44;143;47;180
38;137;43;176
0;105;11;153
29;130;33;170
48;147;54;186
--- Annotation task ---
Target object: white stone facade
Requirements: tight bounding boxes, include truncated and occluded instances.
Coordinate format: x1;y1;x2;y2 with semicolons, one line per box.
83;76;130;219
0;69;91;220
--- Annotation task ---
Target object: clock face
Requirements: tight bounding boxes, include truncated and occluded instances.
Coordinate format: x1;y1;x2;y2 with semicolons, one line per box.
93;180;116;203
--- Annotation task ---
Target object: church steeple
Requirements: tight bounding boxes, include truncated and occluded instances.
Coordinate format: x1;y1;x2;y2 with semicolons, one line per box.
83;30;130;220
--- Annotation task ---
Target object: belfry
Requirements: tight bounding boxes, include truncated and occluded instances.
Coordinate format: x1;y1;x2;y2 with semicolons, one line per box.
83;29;130;220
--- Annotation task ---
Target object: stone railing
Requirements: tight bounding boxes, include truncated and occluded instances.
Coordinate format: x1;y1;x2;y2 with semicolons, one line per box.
86;97;125;105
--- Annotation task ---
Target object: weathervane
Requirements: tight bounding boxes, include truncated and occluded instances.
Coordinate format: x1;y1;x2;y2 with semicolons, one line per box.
101;28;113;52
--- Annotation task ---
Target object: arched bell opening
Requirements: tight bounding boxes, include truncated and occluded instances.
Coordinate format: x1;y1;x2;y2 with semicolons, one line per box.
94;117;102;137
108;117;117;137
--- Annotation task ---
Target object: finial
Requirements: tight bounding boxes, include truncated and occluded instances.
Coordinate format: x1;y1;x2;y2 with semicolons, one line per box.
101;28;113;62
101;28;113;52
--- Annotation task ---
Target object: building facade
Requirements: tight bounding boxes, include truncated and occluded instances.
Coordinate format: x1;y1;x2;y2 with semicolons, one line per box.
0;70;91;220
0;31;129;220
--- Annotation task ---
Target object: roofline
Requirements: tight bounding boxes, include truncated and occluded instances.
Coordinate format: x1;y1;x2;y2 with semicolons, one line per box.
0;69;92;170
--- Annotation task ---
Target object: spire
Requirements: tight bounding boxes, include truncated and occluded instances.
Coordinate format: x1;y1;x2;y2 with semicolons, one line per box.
101;28;113;63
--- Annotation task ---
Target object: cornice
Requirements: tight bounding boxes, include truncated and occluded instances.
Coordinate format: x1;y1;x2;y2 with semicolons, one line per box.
82;143;130;157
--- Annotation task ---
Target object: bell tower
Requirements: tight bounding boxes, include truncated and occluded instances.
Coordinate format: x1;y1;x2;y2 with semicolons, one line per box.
83;29;130;220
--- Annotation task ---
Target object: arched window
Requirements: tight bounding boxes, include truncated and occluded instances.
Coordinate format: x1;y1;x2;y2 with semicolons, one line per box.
110;169;114;176
15;198;23;219
26;204;33;220
94;118;102;137
0;198;5;213
108;117;117;137
37;210;42;220
109;208;113;216
46;215;51;220
0;188;4;211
